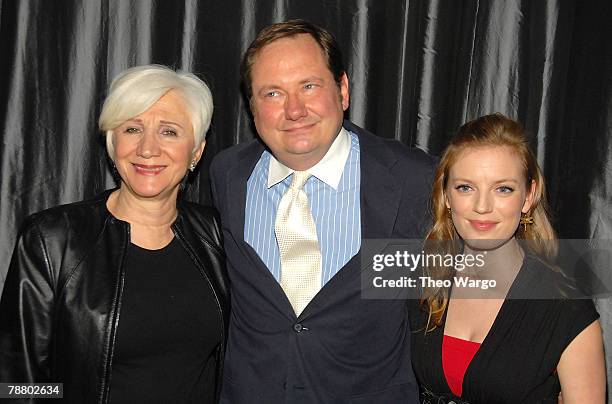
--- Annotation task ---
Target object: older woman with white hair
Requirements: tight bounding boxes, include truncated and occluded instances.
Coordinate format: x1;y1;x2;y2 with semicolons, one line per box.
0;65;229;403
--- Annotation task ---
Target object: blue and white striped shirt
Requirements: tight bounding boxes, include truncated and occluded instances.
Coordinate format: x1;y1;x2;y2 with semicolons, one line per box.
244;129;361;286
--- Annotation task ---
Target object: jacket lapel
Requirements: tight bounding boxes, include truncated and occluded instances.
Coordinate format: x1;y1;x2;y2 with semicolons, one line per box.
354;123;402;239
298;122;403;319
226;140;276;275
228;140;297;318
227;140;263;238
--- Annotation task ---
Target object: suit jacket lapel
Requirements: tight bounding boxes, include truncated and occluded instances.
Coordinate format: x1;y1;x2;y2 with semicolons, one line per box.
228;139;298;319
227;140;275;275
231;123;402;241
355;126;402;239
298;123;403;320
228;140;264;238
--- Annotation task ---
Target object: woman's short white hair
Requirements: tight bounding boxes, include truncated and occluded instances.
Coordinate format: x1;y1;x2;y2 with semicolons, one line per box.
99;64;213;160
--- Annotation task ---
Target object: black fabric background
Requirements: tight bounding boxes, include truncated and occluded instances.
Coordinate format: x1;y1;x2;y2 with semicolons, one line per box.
1;0;611;393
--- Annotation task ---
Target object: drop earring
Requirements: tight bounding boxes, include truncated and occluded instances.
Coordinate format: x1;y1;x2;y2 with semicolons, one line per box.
520;212;534;232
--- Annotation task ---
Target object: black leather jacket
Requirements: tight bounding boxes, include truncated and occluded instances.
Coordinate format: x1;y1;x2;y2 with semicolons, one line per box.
0;190;230;403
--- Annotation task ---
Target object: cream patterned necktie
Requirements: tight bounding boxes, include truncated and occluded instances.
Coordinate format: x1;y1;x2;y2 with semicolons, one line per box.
275;171;322;316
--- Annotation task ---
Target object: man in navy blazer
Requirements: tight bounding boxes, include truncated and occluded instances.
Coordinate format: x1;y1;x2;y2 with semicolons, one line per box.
211;19;435;403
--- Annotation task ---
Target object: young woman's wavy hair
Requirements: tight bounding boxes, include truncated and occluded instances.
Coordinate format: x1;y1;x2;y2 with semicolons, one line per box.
422;113;557;329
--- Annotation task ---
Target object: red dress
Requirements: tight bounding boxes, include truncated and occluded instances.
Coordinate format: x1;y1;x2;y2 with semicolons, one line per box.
442;335;481;396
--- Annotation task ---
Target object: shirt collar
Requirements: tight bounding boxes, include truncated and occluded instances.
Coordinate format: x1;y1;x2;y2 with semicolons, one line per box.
267;127;350;190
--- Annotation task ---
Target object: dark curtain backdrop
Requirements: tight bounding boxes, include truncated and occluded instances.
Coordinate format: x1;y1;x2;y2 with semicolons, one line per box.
1;0;611;392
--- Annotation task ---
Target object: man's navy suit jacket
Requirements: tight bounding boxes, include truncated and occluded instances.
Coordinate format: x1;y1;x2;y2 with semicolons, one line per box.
210;120;435;403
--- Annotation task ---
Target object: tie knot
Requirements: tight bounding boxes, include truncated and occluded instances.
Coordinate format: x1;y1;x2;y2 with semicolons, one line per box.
290;171;310;190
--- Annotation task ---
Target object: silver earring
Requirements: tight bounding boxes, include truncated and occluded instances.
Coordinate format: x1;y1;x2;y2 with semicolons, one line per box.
189;161;196;172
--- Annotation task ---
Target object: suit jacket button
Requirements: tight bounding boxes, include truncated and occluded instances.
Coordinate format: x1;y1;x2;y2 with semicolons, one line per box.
293;323;303;332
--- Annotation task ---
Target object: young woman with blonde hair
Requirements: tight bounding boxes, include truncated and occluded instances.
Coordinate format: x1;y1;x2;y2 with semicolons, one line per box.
410;114;605;403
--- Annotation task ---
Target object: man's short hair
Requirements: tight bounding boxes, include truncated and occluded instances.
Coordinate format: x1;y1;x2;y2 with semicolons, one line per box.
241;19;346;100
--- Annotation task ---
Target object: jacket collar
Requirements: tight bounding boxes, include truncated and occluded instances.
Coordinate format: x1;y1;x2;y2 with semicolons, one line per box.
344;119;402;238
226;122;405;320
228;121;402;240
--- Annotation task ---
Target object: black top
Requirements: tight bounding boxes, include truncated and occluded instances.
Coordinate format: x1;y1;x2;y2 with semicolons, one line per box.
109;238;221;404
0;189;228;403
410;255;599;404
